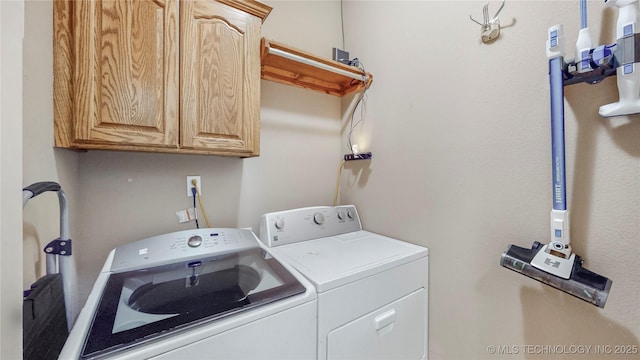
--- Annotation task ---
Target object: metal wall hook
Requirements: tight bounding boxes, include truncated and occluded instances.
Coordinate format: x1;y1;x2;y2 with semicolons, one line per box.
470;0;505;43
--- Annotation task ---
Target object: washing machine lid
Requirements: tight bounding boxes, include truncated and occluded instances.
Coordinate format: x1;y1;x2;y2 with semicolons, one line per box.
80;247;306;359
271;230;428;293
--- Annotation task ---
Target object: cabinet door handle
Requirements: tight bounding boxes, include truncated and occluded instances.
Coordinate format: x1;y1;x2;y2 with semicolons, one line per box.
374;309;396;330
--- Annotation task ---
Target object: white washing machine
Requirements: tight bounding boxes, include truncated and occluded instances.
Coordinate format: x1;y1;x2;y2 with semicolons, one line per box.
59;228;317;359
259;205;429;360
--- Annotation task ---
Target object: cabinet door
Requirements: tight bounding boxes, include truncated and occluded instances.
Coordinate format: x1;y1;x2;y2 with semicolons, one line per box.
73;0;179;147
180;0;261;155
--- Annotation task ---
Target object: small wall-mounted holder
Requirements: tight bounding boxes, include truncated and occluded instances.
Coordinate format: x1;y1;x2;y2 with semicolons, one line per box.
470;0;505;43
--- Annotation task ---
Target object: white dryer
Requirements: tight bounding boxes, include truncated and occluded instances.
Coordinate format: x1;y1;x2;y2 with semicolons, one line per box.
60;228;317;359
259;205;429;360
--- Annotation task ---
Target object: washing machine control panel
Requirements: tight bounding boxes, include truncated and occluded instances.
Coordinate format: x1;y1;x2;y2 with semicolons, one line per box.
259;205;363;247
110;228;260;272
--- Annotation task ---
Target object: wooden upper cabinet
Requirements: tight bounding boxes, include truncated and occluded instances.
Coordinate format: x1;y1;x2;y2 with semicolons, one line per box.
71;0;179;147
54;0;271;157
180;0;261;154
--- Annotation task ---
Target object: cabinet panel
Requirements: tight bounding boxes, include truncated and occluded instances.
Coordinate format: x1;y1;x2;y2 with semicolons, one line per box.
181;0;261;155
74;0;179;147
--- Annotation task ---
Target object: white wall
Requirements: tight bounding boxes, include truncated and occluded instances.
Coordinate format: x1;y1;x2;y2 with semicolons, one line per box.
340;1;639;359
1;1;24;358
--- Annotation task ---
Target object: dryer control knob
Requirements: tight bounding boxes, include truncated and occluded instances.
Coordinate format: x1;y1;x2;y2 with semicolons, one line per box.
337;210;346;220
275;218;285;230
313;213;325;225
188;235;203;248
347;210;355;219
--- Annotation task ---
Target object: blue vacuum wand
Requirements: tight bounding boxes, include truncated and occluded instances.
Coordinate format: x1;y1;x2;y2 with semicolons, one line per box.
500;24;612;308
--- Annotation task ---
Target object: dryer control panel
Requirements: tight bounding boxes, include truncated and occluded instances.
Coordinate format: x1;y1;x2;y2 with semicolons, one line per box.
259;205;363;247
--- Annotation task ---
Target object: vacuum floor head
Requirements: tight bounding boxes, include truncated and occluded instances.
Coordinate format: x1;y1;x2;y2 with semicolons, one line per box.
500;242;612;308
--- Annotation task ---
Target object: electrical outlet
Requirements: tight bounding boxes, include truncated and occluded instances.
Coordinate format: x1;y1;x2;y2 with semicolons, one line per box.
187;176;202;197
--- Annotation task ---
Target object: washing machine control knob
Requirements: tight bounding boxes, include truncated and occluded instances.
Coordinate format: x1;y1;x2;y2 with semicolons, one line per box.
313;213;325;225
337;210;346;220
347;210;355;219
188;235;203;248
275;218;285;230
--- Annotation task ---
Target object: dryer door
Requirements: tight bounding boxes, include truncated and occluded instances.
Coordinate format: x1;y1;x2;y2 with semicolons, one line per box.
326;288;427;360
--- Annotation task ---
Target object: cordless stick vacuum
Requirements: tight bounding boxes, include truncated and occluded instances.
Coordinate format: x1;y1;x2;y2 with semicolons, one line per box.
500;21;613;308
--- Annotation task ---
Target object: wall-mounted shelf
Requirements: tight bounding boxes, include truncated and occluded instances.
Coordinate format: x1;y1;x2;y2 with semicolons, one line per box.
260;38;373;97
